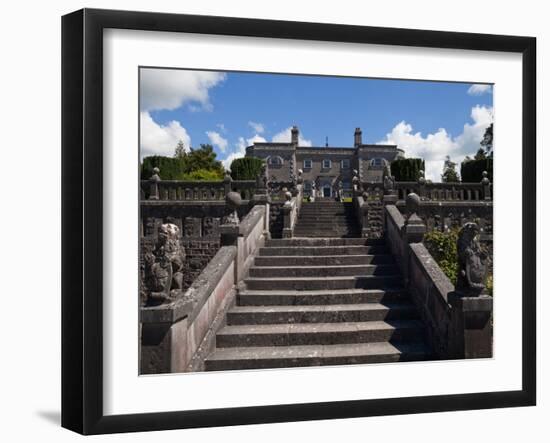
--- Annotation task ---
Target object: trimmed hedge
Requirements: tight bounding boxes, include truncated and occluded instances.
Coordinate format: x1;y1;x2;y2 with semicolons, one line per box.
460;158;493;183
230;157;264;180
141;156;184;180
390;158;425;181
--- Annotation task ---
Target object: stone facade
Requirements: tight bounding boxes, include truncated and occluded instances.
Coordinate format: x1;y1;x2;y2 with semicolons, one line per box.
246;126;404;198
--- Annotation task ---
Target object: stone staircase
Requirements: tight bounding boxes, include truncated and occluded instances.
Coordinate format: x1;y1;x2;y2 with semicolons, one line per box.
204;238;431;371
293;201;361;238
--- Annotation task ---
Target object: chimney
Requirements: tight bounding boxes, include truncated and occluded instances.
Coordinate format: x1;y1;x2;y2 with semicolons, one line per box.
354;127;362;147
291;126;299;146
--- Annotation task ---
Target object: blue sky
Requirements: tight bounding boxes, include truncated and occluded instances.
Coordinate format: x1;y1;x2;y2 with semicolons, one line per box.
140;68;493;181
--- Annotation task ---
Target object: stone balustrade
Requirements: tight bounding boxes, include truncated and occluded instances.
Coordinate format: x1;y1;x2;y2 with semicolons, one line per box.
281;184;304;238
385;194;493;360
140;204;269;374
394;180;491;201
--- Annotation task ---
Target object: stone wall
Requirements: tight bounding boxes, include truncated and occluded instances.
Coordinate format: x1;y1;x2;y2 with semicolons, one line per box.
384;203;493;360
140;201;253;291
140;205;269;374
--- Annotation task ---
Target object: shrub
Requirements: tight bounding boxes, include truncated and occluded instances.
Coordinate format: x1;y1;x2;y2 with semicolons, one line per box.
141;155;184;180
423;228;459;284
230;157;264;180
460;158;493;183
390;158;425;181
424;228;493;296
178;168;224;181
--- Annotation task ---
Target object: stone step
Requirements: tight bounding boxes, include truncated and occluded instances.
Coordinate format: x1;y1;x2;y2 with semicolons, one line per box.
293;228;360;238
291;232;361;239
204;341;430;371
244;275;403;291
265;238;384;247
292;234;362;239
295;220;359;225
259;245;387;256
254;254;394;267
226;302;418;325
238;288;408;306
248;264;398;278
215;319;425;347
296;216;358;220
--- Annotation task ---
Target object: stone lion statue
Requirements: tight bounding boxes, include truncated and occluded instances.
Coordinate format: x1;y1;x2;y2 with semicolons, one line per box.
456;222;488;296
142;223;186;306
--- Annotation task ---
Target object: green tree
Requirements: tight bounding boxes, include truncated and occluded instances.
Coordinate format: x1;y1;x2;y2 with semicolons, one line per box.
474;148;487;160
481;123;493;157
174;139;187;159
141;143;225;181
182;144;224;176
230;157;264;180
442;155;459;182
390;158;425;181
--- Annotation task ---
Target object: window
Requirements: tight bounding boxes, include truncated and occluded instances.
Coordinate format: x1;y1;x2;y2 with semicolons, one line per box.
322;159;332;169
303;159;312;169
370;158;385;167
304;181;312;191
341;159;350;169
268;156;283;166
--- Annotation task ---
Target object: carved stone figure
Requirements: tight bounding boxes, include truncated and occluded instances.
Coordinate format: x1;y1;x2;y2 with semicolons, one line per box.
143;223;186;306
383;174;395;193
223;191;242;225
456;222;488;296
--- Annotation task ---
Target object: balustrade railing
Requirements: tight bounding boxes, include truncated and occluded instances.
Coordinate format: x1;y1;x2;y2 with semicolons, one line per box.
392;179;492;201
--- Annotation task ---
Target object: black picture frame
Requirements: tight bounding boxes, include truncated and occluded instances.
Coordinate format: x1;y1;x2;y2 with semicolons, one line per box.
61;8;536;435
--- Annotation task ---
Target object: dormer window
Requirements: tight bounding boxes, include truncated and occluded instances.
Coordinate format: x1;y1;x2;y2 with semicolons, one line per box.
268;156;284;166
303;159;312;169
322;159;332;169
341;159;350;169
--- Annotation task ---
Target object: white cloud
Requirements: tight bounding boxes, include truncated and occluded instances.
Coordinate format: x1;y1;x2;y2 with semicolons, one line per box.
221;134;267;169
216;123;227;133
140;111;191;159
247;134;267;144
248;121;265;134
467;84;492;96
140;69;225;112
222;137;247;169
272;127;312;146
206;131;228;153
378;105;493;181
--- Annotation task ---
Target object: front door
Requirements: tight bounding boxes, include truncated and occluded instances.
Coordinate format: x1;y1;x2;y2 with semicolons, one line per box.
323;185;331;197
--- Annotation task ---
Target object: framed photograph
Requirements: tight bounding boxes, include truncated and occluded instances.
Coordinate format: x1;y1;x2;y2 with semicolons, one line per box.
62;8;536;435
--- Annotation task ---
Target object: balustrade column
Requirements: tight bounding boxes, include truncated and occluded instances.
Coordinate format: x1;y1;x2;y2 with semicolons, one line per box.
149;167;161;200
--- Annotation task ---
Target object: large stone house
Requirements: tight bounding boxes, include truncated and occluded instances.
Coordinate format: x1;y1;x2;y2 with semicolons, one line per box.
245;126;404;198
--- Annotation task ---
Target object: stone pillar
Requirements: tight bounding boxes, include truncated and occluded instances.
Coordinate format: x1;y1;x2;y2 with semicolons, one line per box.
448;221;493;358
223;172;232;196
282;191;293;238
401;193;426;285
149;167;161;200
481;171;491;200
417;171;426;199
252;164;272;240
448;293;493;358
360;192;369;238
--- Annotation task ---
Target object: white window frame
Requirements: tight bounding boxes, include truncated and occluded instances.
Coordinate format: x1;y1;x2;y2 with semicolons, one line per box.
341;159;350;169
322;159;332;169
303;159;313;169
